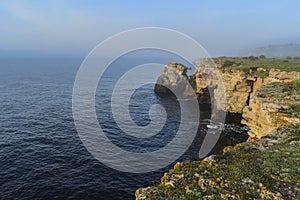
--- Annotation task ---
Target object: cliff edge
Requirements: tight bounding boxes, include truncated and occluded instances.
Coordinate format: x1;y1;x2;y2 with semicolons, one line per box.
143;57;300;199
155;57;300;138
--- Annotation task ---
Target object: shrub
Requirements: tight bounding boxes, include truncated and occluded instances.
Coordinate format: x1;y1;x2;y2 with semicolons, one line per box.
259;55;266;59
254;70;269;78
222;60;236;68
248;56;258;60
291;79;300;91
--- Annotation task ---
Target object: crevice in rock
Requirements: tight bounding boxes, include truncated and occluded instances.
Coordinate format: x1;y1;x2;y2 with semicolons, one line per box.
246;78;255;106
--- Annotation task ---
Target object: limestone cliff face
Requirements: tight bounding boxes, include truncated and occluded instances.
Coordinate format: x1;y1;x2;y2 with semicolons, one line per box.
216;69;300;138
241;79;300;138
194;67;300;113
242;98;274;138
155;61;299;138
196;67;299;138
141;62;299;200
217;70;252;113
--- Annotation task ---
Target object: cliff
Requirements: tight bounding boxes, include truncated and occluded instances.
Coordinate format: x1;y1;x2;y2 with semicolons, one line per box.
136;124;300;199
154;62;195;98
214;67;300;138
194;58;300;112
155;57;300;138
242;80;300;138
139;58;300;199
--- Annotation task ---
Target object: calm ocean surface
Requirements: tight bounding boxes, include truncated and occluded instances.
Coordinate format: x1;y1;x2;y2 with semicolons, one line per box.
0;58;245;199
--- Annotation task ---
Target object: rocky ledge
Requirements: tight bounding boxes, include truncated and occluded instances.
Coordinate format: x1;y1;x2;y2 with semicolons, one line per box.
136;124;300;199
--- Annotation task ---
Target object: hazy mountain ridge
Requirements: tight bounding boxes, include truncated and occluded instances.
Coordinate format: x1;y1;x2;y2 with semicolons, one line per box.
239;44;300;58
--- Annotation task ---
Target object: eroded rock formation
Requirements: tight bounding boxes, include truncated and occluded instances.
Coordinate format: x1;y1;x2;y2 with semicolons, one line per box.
155;59;300;138
154;62;196;98
242;79;300;138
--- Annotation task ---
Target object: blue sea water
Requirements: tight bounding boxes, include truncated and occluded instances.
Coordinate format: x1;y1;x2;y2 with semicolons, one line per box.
0;57;193;200
0;57;246;200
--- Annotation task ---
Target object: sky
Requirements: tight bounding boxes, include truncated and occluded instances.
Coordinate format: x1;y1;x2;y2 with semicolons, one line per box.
0;0;300;58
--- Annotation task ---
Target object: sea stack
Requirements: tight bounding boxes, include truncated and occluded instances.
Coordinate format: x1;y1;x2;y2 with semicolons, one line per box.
154;62;196;98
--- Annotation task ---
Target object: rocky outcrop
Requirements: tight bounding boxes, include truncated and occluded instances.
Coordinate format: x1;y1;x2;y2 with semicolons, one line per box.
193;59;259;113
194;67;300;113
217;70;253;113
154;62;195;98
242;80;300;138
155;60;300;138
193;59;300;138
241;98;274;138
141;59;300;200
136;124;300;199
268;68;300;82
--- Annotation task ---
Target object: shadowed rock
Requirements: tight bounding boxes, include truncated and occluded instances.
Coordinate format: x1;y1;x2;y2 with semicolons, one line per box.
154;62;195;98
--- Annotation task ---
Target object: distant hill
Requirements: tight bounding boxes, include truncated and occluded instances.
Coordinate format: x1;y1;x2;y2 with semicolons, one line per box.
238;44;300;58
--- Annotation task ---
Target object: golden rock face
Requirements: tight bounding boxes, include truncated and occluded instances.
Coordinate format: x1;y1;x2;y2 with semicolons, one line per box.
193;58;300;138
242;77;299;138
155;59;300;138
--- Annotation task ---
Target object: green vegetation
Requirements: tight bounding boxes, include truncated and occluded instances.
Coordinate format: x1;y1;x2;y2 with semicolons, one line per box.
257;80;300;99
136;125;300;200
217;57;300;76
290;79;300;91
256;80;300;118
221;60;238;68
254;69;269;78
278;105;300;118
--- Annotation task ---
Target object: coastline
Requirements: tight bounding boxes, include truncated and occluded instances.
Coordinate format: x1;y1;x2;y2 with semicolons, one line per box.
136;124;299;199
136;57;300;199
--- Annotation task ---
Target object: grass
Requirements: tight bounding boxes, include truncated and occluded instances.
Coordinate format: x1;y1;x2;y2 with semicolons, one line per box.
253;69;269;78
221;125;300;197
278;105;300;118
256;80;300;101
216;57;300;78
136;125;300;200
255;80;300;123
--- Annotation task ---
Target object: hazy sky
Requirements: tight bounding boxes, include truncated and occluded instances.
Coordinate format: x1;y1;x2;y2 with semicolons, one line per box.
1;0;300;58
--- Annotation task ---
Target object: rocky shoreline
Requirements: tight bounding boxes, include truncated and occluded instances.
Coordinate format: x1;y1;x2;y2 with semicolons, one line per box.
136;124;299;199
136;57;300;199
154;57;300;138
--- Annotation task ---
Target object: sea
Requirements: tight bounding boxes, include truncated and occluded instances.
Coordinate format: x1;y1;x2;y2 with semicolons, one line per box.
0;56;248;199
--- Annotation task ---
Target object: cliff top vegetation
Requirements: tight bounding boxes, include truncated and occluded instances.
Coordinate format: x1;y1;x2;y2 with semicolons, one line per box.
136;124;300;200
213;56;300;77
